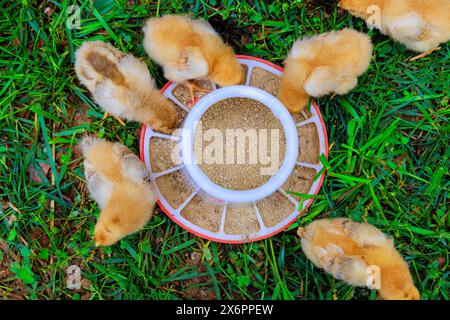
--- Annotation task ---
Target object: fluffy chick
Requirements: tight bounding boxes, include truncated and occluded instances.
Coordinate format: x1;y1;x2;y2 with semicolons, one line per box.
278;29;372;114
81;137;156;246
339;0;450;54
299;218;420;300
93;179;155;247
75;41;179;134
143;14;243;103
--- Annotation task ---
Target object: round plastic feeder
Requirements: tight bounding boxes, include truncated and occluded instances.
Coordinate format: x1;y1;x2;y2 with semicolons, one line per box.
140;55;328;243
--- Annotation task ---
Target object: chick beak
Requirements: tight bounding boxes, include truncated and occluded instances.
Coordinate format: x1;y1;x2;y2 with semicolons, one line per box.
95;241;100;248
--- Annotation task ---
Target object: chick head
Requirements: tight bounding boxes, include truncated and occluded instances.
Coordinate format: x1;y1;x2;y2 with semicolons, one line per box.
94;211;126;247
210;47;244;87
150;99;180;134
277;83;309;114
379;273;420;300
338;0;372;18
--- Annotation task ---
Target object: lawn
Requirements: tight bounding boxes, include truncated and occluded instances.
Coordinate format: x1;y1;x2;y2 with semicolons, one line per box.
0;0;448;300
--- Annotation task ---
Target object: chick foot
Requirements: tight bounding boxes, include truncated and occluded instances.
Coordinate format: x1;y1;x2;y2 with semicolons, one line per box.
102;112;126;126
185;81;211;106
409;47;441;61
297;227;305;238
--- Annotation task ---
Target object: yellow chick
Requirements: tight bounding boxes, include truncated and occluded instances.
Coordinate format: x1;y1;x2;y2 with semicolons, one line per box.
143;14;244;104
75;40;179;134
81;137;156;247
339;0;450;58
298;218;420;300
278;28;373;114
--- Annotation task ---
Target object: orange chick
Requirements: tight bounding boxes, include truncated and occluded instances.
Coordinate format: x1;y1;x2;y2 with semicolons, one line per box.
75;40;179;134
299;218;420;300
278;28;372;114
81;137;156;246
143;14;244;103
339;0;450;55
93;178;156;247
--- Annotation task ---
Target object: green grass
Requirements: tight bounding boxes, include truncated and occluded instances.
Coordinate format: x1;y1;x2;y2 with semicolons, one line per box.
0;0;448;300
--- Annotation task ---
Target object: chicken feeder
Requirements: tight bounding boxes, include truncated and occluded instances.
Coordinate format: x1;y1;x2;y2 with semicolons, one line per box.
140;55;328;243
